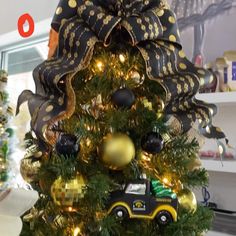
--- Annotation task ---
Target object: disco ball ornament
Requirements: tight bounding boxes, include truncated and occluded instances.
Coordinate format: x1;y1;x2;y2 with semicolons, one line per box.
99;133;135;170
51;173;86;212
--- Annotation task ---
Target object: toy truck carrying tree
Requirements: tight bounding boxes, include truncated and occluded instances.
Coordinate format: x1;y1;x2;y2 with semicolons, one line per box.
108;179;178;225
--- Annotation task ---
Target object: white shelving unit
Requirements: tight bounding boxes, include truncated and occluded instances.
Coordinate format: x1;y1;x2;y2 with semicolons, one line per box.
195;91;236;211
196;92;236;105
201;159;236;174
198;92;236;174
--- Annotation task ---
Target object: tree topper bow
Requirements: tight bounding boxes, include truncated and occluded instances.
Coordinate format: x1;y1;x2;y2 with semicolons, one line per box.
16;0;225;150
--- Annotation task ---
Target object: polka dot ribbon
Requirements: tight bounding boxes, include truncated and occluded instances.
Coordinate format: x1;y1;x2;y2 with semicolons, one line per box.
16;0;225;150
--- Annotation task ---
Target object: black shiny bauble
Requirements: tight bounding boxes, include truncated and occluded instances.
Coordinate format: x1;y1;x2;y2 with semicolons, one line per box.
111;88;135;109
55;133;80;158
141;132;164;154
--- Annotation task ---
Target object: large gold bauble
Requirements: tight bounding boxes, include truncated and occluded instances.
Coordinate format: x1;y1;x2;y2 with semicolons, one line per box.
20;158;41;183
177;189;197;213
99;133;135;170
51;174;86;212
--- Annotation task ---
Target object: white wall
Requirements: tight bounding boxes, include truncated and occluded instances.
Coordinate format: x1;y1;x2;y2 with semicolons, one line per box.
196;171;236;211
1;0;235;62
178;8;236;63
0;0;58;34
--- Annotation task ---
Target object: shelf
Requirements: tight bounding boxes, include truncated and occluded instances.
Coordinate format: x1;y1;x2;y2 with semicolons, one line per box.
201;159;236;173
196;92;236;105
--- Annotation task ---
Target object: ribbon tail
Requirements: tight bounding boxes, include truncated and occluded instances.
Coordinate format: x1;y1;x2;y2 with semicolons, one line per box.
16;90;34;115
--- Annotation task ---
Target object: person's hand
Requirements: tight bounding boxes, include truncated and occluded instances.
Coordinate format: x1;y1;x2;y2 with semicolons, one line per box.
48;28;59;59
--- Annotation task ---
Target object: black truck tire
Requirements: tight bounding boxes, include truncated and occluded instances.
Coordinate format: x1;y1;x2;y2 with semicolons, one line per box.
112;206;129;220
156;210;173;226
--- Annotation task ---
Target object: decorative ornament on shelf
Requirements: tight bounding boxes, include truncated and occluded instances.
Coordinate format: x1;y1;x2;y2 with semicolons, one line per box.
51;173;86;212
215;57;228;92
213;51;236;92
20;157;41;183
111;88;135;109
224;51;236;90
177;188;197;214
99;133;135;170
55;133;80;158
141;131;164;154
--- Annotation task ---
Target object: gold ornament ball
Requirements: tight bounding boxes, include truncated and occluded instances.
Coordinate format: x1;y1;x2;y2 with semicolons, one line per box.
177;189;197;213
99;133;135;170
188;156;202;171
20;158;41;183
51;174;86;212
156;96;165;119
129;70;145;86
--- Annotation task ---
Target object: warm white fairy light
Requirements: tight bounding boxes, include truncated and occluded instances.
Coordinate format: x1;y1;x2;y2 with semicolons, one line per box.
96;61;104;72
119;54;126;63
162;177;169;185
73;226;81;236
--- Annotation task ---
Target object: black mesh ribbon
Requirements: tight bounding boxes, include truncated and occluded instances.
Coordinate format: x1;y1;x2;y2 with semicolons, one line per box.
16;0;225;148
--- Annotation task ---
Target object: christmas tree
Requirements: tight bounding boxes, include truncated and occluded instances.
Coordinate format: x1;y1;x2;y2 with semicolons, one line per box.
17;1;226;235
0;70;14;190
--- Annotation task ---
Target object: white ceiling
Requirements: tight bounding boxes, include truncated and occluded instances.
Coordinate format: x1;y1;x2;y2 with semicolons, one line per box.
0;0;58;35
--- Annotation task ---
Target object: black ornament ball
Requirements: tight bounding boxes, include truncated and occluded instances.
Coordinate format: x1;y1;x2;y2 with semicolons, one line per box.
111;88;135;109
55;133;80;158
141;132;164;154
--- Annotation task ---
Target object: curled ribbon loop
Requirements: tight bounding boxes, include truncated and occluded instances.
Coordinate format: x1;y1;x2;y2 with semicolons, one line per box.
16;0;225;149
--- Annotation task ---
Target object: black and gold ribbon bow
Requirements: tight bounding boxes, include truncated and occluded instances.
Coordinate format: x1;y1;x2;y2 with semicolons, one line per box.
16;0;225;149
